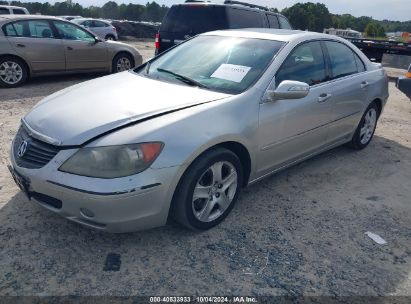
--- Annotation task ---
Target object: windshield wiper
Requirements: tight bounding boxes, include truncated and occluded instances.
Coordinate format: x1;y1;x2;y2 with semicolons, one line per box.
156;68;208;89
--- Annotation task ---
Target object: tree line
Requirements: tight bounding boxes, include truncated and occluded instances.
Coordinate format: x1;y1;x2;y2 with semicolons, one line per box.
1;1;410;37
282;2;410;38
0;1;168;22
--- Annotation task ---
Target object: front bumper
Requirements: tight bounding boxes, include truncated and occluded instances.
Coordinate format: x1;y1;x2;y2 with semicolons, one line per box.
9;146;182;233
396;77;411;100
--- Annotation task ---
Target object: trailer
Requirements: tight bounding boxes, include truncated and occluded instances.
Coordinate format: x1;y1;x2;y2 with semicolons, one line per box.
346;38;411;63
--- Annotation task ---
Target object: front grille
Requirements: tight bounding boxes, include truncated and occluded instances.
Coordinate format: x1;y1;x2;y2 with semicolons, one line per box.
13;126;60;169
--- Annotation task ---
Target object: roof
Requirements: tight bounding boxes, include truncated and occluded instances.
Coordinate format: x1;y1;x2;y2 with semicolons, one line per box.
202;28;330;42
173;2;280;15
0;5;27;9
0;15;64;22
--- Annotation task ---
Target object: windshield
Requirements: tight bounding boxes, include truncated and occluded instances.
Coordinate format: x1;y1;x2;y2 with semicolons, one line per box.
136;35;284;94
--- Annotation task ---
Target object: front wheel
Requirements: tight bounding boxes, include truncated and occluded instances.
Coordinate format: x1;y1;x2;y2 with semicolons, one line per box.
112;53;134;73
172;148;243;230
348;102;379;150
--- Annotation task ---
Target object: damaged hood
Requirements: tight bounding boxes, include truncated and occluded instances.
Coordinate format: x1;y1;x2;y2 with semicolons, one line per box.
24;71;230;146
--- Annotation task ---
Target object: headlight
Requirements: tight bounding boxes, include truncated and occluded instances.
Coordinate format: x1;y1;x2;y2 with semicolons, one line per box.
59;142;163;178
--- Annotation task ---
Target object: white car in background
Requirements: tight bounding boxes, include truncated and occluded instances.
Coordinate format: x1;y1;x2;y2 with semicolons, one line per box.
0;5;29;15
72;18;118;41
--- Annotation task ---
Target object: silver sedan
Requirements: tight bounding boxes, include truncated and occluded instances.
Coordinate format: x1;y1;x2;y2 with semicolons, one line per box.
9;29;389;232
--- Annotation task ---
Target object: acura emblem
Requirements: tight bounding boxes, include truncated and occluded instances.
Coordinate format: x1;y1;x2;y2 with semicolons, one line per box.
17;140;28;157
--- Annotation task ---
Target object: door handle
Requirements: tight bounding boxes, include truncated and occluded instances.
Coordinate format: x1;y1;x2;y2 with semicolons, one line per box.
318;93;332;103
67;46;73;51
16;43;25;48
361;81;370;89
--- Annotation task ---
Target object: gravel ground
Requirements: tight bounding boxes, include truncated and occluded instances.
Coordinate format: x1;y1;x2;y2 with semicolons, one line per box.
0;40;410;297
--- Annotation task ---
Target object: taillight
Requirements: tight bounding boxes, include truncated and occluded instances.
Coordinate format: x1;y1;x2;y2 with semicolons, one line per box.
112;26;117;32
155;33;160;49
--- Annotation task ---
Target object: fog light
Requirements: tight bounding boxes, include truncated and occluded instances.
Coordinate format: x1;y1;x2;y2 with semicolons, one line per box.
80;208;95;218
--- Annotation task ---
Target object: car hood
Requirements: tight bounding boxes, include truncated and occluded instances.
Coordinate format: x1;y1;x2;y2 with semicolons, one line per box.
24;71;230;146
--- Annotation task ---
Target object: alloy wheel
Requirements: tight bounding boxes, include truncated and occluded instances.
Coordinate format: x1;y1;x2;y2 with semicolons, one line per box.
0;61;23;85
192;161;238;222
116;57;131;72
360;108;377;144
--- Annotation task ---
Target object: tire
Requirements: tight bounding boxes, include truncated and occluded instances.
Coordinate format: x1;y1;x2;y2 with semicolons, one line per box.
112;53;134;73
172;147;244;230
348;101;379;150
105;34;116;41
0;56;28;88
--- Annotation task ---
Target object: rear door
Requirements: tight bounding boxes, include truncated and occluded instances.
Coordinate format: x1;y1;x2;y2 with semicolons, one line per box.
4;19;65;73
52;20;108;71
322;40;369;143
158;5;227;53
92;20;111;39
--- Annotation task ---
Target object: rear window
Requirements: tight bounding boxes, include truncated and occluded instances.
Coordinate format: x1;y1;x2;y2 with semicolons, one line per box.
226;8;264;29
93;20;109;27
267;14;279;28
161;5;226;34
3;20;54;38
0;8;9;15
13;9;26;15
278;16;292;29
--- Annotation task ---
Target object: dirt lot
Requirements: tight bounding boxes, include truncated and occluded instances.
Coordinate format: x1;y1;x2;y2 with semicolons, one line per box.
0;40;410;298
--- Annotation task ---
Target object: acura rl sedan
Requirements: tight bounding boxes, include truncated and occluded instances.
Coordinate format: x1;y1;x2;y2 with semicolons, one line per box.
0;15;142;87
9;29;389;232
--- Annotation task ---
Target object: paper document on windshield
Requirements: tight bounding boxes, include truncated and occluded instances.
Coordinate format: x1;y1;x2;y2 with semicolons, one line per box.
211;64;251;83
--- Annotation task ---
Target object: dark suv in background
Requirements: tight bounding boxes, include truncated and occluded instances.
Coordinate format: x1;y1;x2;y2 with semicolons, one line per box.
155;0;292;55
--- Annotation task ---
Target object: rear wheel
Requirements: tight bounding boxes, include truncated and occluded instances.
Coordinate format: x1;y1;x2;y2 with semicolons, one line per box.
0;56;28;88
348;102;379;150
172;148;243;230
112;53;134;73
105;34;116;41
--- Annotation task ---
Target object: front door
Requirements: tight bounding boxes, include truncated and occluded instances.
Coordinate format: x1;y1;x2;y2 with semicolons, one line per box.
257;41;333;176
4;19;65;73
52;20;108;71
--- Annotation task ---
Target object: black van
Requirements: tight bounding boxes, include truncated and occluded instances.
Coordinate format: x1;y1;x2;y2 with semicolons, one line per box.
155;0;292;55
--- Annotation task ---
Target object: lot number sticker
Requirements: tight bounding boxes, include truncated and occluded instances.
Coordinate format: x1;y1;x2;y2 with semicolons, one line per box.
211;64;251;83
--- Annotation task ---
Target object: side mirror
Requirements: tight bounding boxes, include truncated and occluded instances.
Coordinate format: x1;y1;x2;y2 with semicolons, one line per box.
94;37;103;43
266;80;310;102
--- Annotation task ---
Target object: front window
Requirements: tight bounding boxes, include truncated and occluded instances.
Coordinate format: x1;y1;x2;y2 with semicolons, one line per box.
53;21;95;42
137;35;284;94
276;41;327;87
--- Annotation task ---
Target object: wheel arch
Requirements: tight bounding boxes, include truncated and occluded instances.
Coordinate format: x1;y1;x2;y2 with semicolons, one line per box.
176;140;253;190
0;53;31;76
111;50;135;72
167;140;252;225
372;98;383;117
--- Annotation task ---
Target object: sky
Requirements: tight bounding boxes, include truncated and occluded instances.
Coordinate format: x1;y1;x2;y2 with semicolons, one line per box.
39;0;411;21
